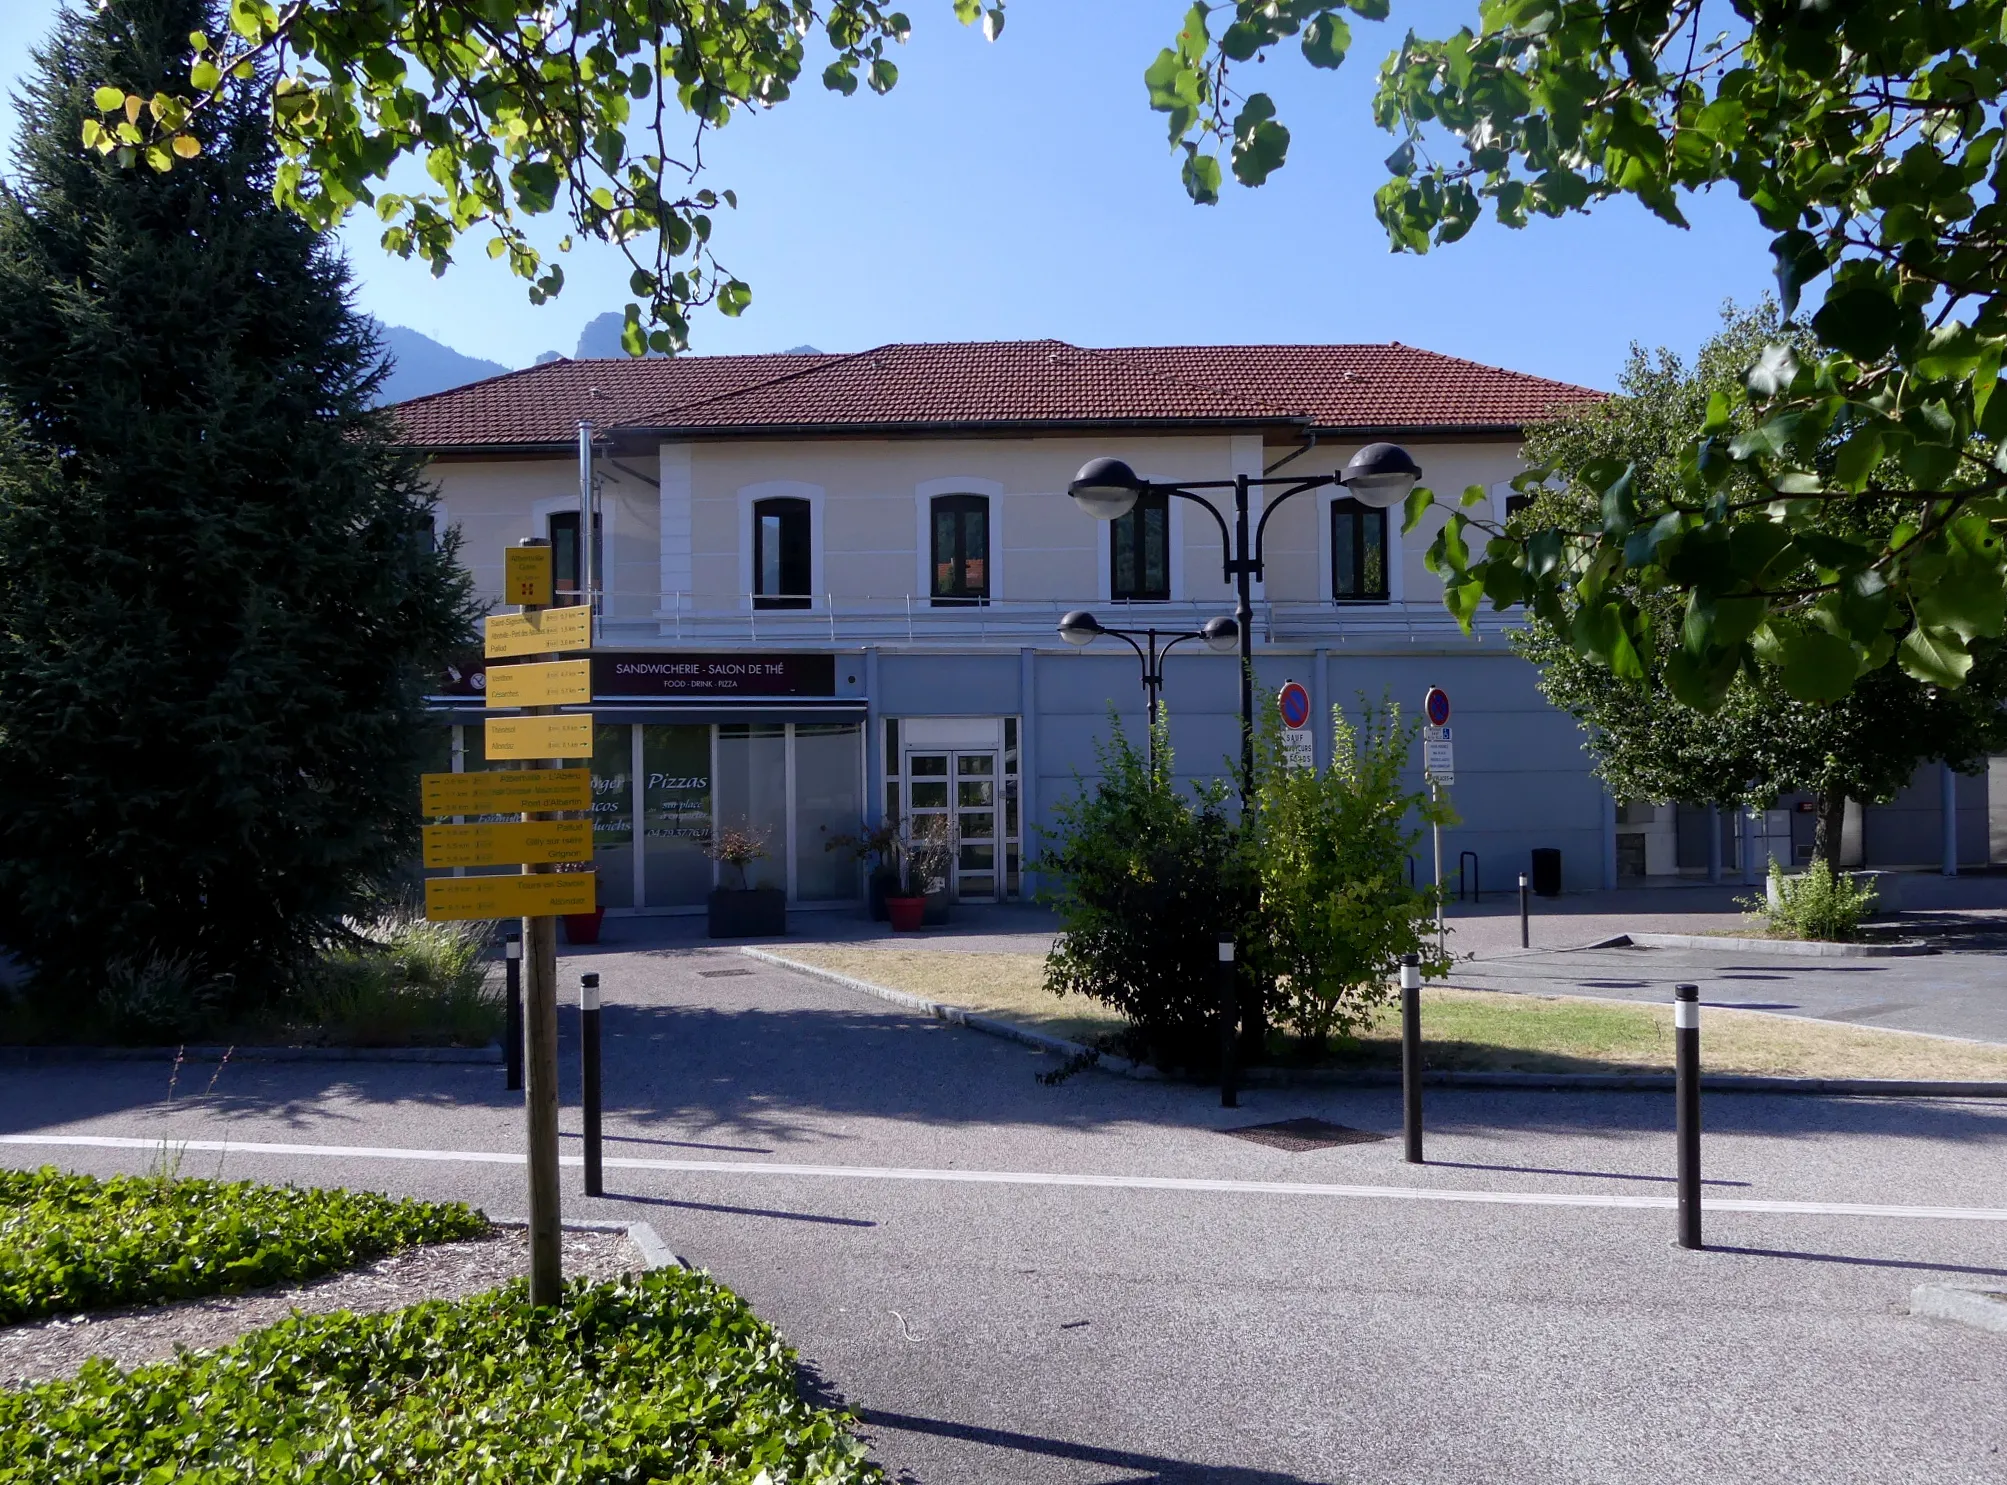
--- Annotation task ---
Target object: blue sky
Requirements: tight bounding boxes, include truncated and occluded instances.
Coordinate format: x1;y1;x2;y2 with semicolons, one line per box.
0;0;1776;387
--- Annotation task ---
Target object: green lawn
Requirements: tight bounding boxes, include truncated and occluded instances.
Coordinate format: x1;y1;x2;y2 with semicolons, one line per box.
770;946;2007;1081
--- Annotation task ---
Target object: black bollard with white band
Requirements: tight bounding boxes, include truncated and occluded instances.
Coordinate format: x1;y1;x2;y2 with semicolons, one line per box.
1675;982;1702;1249
1401;952;1423;1164
504;933;524;1093
1218;940;1238;1109
580;971;604;1197
1518;873;1530;950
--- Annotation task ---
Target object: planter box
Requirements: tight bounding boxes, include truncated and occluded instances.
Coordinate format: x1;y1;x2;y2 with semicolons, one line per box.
867;869;899;922
922;885;951;926
708;887;787;939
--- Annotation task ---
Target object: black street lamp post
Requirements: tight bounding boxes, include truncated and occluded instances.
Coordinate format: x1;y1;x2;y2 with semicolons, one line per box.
1067;444;1423;807
1057;610;1239;772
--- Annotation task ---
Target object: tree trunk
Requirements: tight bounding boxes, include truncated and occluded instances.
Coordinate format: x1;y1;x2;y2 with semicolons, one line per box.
1812;791;1848;870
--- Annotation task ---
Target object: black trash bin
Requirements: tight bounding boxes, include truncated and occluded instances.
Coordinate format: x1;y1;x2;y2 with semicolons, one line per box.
1530;848;1562;898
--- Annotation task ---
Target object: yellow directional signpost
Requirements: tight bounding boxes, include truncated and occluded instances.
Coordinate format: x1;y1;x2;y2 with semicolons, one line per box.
421;766;591;817
484;603;591;659
422;818;593;870
483;714;594;761
421;535;589;1306
504;543;554;607
485;659;592;708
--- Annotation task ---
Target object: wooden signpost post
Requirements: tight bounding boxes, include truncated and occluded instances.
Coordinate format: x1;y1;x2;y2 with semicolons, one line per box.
421;538;592;1307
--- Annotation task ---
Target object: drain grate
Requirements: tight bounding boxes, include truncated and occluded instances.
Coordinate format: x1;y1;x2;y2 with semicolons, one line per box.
697;968;754;979
1222;1117;1386;1152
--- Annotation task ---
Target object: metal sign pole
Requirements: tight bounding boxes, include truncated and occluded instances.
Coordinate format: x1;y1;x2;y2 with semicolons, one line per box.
1432;780;1445;954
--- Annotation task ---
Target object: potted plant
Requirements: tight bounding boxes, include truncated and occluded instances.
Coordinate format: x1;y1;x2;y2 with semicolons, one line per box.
882;826;927;933
556;861;606;945
886;814;956;930
706;823;785;937
914;814;956;925
825;815;904;920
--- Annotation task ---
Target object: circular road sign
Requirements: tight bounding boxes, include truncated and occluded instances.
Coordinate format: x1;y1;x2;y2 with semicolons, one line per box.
1424;686;1451;727
1278;681;1312;730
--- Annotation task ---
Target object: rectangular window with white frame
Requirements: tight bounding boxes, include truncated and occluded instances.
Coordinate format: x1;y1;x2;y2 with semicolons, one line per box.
1331;497;1389;602
1111;489;1170;601
752;496;811;610
929;493;990;606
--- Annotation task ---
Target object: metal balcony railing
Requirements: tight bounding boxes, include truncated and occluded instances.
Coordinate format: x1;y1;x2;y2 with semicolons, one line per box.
592;594;1524;651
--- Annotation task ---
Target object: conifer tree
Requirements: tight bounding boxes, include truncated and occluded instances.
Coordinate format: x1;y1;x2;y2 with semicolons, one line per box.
0;0;476;1012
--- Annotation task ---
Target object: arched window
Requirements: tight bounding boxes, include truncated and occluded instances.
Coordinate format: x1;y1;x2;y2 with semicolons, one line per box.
930;493;989;606
1331;497;1389;601
1111;489;1170;601
752;497;811;609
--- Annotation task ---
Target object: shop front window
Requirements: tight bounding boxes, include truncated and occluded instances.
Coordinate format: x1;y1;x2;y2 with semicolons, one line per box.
642;725;713;907
715;723;788;889
589;724;634;908
794;723;863;901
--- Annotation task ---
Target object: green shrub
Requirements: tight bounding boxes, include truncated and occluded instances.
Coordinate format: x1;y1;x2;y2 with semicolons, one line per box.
1249;700;1450;1049
0;1268;879;1485
1037;712;1259;1072
92;950;231;1041
285;908;501;1047
0;1167;487;1323
1744;860;1879;942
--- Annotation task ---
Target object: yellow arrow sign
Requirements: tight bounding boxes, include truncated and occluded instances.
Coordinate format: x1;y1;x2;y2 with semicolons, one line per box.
485;605;591;660
423;818;592;869
486;659;592;708
483;714;594;760
421;767;592;816
425;871;596;922
505;545;554;607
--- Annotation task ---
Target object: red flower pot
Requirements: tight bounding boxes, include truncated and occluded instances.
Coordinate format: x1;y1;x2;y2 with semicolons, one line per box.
885;896;926;932
561;907;607;945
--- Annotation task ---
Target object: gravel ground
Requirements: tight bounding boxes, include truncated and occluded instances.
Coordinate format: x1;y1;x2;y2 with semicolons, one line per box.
0;1226;642;1386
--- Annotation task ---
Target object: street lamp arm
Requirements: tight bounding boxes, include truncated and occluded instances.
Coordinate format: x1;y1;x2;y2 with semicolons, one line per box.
1249;477;1336;572
1163;488;1235;584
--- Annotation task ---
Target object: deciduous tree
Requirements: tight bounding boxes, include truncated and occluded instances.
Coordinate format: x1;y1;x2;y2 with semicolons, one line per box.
1145;0;2007;706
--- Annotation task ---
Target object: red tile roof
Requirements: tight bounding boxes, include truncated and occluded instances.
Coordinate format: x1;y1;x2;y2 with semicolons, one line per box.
390;339;1600;450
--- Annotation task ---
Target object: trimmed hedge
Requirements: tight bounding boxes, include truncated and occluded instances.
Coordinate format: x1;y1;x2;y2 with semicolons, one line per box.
0;1269;880;1484
0;1167;486;1323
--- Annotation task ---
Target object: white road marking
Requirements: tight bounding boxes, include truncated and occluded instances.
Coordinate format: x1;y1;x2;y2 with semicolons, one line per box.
4;1133;2002;1224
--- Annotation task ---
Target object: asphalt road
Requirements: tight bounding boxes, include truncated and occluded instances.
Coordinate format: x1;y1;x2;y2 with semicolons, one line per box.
1445;941;2007;1044
5;947;2005;1484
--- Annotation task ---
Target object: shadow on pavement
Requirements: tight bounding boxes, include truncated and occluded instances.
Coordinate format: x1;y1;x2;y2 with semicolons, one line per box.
4;998;2006;1150
599;1189;877;1228
1425;1158;1750;1187
855;1408;1327;1485
1708;1245;2007;1279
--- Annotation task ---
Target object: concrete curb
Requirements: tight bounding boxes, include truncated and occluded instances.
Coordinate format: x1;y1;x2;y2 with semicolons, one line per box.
0;1043;502;1065
739;947;1162;1080
490;1217;688;1271
1616;932;1934;958
740;948;2007;1097
1910;1284;2007;1334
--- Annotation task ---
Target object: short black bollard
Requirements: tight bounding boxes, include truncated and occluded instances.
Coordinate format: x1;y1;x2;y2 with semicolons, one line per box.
1218;940;1238;1109
1518;874;1530;950
1675;982;1701;1249
1400;953;1423;1164
504;934;524;1093
580;971;603;1198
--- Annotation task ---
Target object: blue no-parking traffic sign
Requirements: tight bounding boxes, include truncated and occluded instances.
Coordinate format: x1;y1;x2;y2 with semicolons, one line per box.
1277;680;1312;730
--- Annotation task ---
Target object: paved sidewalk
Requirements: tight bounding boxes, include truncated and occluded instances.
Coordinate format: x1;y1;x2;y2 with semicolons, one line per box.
6;945;2006;1483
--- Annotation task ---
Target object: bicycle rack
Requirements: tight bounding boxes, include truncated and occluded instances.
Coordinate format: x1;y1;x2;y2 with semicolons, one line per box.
1458;850;1480;903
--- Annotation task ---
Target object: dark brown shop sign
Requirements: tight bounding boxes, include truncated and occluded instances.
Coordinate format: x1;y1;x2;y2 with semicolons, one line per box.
438;652;838;699
591;653;836;698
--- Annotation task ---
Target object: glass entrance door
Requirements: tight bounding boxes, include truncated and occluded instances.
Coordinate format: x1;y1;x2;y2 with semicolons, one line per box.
905;749;1000;902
